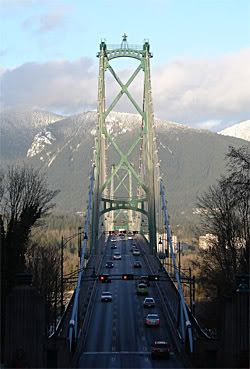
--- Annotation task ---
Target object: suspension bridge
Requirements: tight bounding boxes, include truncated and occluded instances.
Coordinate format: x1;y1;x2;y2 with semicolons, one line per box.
52;35;212;368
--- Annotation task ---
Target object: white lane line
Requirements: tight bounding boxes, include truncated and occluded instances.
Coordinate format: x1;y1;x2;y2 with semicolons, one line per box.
82;351;151;355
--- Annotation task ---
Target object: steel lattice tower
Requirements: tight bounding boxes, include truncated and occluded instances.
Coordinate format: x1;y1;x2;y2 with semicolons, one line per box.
91;35;157;253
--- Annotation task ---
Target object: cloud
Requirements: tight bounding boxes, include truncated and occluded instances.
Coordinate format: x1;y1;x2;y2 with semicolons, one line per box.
21;6;68;34
1;49;249;130
0;58;97;114
0;0;33;6
0;0;51;8
37;8;66;33
151;48;250;129
195;120;222;130
0;49;8;57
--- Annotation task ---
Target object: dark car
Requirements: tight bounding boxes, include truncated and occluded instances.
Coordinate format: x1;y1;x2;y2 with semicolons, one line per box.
151;341;170;359
140;275;150;286
101;291;112;302
111;244;117;249
105;261;114;268
133;261;142;268
132;249;141;256
136;283;148;296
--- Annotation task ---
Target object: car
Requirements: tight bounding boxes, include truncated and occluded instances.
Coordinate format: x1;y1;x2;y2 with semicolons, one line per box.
130;245;137;252
132;249;140;256
140;276;150;286
111;244;117;249
136;283;148;295
132;241;137;246
101;291;112;302
145;313;160;327
111;238;116;242
143;297;155;308
133;261;142;268
128;236;133;240
105;261;114;268
113;252;121;260
151;341;170;359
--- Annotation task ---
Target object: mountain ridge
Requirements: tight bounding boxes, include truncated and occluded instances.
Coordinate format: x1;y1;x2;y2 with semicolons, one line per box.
1;110;249;222
218;120;250;142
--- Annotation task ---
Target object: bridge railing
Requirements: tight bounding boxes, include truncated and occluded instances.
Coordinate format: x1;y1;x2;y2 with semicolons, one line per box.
68;165;95;352
107;44;143;50
160;180;193;354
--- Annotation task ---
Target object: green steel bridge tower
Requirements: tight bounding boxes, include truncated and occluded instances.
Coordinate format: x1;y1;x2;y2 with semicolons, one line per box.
91;35;158;253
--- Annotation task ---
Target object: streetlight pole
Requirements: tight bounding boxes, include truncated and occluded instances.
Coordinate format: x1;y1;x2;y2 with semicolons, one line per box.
189;267;192;311
60;236;64;315
178;241;181;276
60;228;85;317
192;275;196;316
78;227;83;258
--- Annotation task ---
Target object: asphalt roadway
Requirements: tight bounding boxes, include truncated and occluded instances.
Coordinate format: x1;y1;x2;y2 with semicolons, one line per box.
78;235;187;369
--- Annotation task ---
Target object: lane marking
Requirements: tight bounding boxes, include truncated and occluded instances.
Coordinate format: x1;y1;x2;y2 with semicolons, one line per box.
81;351;151;355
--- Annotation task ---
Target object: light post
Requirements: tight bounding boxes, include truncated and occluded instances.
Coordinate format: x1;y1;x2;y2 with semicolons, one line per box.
178;241;181;276
60;228;84;316
158;236;162;259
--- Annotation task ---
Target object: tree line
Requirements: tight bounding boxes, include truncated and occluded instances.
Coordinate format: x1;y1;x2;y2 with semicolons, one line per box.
196;145;249;299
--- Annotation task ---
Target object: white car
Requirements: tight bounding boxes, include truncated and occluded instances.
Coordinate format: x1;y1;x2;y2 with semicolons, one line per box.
132;249;140;256
143;297;155;308
145;313;160;327
113;252;121;260
101;291;112;302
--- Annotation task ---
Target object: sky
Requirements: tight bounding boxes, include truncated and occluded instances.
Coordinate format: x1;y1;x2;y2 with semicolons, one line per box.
0;0;250;131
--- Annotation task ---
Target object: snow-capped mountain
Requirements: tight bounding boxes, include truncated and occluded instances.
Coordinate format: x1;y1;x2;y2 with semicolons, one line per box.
0;110;63;129
1;110;249;217
219;120;250;142
27;130;56;158
0;110;63;161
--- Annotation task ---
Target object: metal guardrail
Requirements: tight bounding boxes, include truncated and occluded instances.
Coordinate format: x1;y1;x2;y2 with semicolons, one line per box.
160;180;193;354
68;166;95;352
72;252;105;366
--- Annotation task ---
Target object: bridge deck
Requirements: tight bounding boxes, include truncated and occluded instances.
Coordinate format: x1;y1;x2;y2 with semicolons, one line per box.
74;235;191;368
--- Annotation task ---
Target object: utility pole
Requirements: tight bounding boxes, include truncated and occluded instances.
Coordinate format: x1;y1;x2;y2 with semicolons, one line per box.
178;242;181;276
78;227;83;258
60;236;64;316
54;274;58;331
189;267;193;311
192;275;196;316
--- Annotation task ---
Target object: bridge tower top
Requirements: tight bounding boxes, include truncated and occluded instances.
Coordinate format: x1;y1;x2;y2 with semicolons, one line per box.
97;34;152;60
